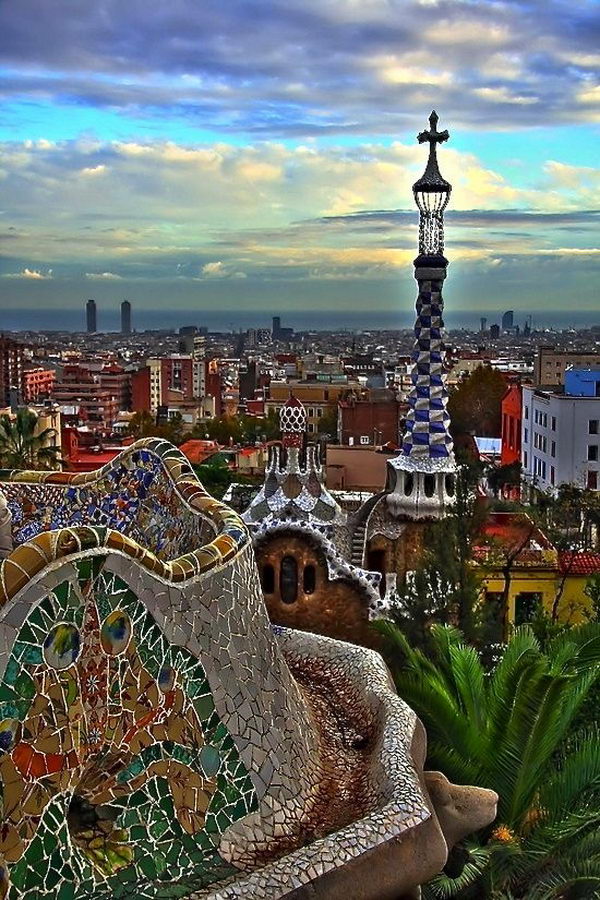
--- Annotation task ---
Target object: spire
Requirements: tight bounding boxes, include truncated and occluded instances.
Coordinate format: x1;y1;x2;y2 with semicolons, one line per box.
386;112;456;520
243;396;344;528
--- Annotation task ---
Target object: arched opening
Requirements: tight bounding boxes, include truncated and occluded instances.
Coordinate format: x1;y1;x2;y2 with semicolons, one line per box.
404;473;414;496
261;563;275;594
280;556;298;604
424;474;435;497
445;475;455;497
367;548;387;598
303;564;316;595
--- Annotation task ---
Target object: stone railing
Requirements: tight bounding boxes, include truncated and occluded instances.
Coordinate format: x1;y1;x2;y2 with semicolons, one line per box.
0;439;496;900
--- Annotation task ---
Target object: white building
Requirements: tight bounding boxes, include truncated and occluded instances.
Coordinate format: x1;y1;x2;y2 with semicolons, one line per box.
522;374;600;494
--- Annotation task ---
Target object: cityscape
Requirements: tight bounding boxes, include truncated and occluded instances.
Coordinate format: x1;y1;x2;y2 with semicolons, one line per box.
0;1;599;899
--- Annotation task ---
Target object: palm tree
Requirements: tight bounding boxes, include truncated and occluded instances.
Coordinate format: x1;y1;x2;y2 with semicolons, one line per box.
0;408;60;470
375;621;600;899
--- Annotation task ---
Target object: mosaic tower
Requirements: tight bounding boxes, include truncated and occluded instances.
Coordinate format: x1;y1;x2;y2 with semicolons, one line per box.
387;111;457;519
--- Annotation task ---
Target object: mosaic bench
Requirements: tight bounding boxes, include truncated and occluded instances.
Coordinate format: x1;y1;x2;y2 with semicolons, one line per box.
0;439;496;899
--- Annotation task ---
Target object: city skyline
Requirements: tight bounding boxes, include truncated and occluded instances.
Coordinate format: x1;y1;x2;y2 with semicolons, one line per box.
0;0;598;322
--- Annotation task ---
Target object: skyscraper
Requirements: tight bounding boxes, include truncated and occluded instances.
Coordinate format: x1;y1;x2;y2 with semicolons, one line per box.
502;309;514;330
272;316;281;340
121;300;132;335
86;299;97;333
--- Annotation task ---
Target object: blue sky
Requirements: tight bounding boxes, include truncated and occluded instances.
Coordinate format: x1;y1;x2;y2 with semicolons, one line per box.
0;0;598;326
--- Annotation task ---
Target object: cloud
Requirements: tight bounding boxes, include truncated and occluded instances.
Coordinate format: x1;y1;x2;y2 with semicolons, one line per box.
201;261;226;276
85;270;122;279
0;0;598;134
201;260;246;279
0;137;597;285
2;267;53;279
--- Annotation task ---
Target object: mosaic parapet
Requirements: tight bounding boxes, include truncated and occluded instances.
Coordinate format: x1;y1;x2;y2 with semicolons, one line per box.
0;441;451;899
195;627;432;900
0;438;249;604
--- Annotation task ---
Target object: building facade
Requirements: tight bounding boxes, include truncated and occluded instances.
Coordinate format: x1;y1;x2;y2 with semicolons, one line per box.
0;337;25;406
521;373;600;494
534;346;600;387
23;366;56;402
501;382;522;466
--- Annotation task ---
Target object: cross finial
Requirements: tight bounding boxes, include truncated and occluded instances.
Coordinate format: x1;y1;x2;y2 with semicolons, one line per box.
417;110;449;149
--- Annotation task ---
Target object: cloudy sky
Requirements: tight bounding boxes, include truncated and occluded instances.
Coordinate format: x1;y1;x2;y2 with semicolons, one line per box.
0;0;598;329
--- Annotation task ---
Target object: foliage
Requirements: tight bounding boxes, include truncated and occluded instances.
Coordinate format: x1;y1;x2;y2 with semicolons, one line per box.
192;456;259;501
126;410;186;446
448;365;507;440
0;409;60;470
315;405;338;440
376;622;600;899
387;465;488;651
191;411;280;445
488;462;521;499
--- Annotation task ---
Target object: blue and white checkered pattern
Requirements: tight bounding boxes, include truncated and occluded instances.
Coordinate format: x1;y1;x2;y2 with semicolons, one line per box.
401;279;454;459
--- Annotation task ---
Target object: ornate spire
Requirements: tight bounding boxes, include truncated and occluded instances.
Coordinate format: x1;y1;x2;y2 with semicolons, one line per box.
386;112;456;520
413;111;452;257
243;396;344;528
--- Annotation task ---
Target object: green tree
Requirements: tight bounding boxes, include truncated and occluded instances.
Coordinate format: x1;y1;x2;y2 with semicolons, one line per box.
376;622;600;899
388;465;487;651
0;409;60;470
315;404;338;440
448;366;507;440
127;410;185;445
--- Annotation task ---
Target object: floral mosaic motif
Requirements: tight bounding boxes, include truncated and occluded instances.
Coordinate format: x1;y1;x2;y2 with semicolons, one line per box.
0;558;257;899
1;448;214;561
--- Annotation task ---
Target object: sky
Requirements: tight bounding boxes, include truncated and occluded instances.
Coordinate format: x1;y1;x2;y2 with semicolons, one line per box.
0;0;598;330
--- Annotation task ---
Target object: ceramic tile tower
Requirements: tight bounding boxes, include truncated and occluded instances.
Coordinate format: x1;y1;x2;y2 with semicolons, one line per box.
387;111;457;519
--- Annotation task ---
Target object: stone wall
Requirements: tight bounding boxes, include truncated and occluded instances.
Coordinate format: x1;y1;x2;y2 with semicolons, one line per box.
255;532;377;647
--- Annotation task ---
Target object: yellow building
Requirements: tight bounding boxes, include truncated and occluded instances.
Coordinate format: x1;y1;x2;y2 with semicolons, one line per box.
476;512;598;633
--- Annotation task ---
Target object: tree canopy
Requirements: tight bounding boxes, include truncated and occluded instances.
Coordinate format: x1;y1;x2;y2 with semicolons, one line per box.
449;366;507;440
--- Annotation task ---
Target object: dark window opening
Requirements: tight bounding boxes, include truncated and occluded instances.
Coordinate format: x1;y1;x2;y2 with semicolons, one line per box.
424;474;435;497
367;548;387;597
445;475;455;496
303;564;316;595
280;555;298;604
404;473;414;496
515;592;541;626
261;563;275;594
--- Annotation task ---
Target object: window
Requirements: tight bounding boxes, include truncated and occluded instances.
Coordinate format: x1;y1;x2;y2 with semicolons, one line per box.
524;427;528;443
404;473;414;496
424;474;435;497
550;466;555;485
303;565;316;595
525;406;529;420
515;592;542;626
261;564;275;594
317;408;323;417
523;450;528;468
590;420;599;435
589;445;599;461
588;471;598;490
307;422;315;433
551;441;556;458
445;474;455;497
360;435;370;445
307;407;314;417
280;556;298;604
551;416;556;431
